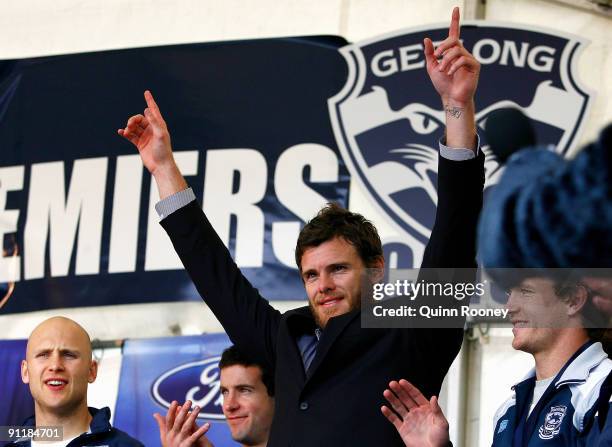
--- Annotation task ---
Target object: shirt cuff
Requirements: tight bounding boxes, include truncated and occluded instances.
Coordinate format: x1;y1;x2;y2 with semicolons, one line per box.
155;187;196;220
439;134;481;161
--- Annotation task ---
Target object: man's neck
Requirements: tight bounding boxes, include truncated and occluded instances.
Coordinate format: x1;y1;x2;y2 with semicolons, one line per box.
533;329;589;380
34;404;92;441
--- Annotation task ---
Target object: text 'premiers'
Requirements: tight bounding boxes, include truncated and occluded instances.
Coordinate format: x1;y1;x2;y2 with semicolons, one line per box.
0;144;341;282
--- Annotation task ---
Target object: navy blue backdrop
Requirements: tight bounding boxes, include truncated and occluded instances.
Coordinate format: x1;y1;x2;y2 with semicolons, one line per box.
0;36;350;314
0;339;34;446
115;334;234;447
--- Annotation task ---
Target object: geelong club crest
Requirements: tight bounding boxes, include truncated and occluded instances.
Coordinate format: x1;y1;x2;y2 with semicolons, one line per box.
539;405;567;440
328;22;593;262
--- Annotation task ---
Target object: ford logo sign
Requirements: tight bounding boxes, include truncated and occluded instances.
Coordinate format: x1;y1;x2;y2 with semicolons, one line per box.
151;356;225;419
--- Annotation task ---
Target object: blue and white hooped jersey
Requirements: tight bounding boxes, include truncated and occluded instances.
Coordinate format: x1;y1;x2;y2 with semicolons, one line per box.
492;342;612;447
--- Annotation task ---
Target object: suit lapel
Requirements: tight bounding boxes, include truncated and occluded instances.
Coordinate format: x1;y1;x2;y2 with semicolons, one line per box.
285;306;315;385
305;308;360;380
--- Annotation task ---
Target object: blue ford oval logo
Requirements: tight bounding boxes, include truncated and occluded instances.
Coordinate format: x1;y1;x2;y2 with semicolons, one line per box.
151;356;224;419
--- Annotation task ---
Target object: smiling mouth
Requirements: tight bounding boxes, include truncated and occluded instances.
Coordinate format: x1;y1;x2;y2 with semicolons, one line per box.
227;416;247;424
319;297;343;307
511;321;530;334
45;379;68;391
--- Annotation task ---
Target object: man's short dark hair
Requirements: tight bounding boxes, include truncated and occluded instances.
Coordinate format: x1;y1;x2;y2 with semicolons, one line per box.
552;279;609;343
219;346;274;397
295;203;383;271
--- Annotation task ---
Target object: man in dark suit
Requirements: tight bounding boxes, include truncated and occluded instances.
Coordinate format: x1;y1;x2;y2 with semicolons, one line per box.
118;8;483;446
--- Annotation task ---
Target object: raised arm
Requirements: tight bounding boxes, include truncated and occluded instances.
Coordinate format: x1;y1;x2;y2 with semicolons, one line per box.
117;92;281;370
419;6;484;269
408;8;484;397
117;90;187;199
424;7;479;150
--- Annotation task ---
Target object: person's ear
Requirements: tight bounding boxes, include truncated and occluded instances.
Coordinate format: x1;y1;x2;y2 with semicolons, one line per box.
21;359;29;384
369;256;385;283
88;359;98;384
566;285;588;317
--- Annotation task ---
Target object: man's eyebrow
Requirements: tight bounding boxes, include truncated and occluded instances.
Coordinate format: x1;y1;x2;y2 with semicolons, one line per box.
33;347;81;355
329;262;349;268
59;348;81;354
519;281;536;289
34;348;52;355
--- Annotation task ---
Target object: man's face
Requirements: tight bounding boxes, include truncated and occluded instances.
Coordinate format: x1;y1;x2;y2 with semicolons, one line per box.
220;365;274;446
21;318;96;417
506;278;573;354
300;237;375;328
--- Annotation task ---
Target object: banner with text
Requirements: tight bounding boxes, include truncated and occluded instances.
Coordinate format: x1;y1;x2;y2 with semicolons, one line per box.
0;37;350;313
0;22;593;313
115;334;234;447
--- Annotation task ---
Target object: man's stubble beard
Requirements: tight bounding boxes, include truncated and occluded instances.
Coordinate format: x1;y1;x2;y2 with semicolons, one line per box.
308;298;363;329
307;279;376;328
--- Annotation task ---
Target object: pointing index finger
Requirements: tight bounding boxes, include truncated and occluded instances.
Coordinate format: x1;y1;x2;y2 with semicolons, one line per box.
144;90;164;121
449;7;460;39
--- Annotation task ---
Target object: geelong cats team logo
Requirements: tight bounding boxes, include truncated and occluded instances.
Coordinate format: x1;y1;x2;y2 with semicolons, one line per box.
329;22;592;261
151;356;225;419
539;405;567;439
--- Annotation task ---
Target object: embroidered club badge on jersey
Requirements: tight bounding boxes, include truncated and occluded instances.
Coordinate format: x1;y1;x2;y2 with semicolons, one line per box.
539;405;567;440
